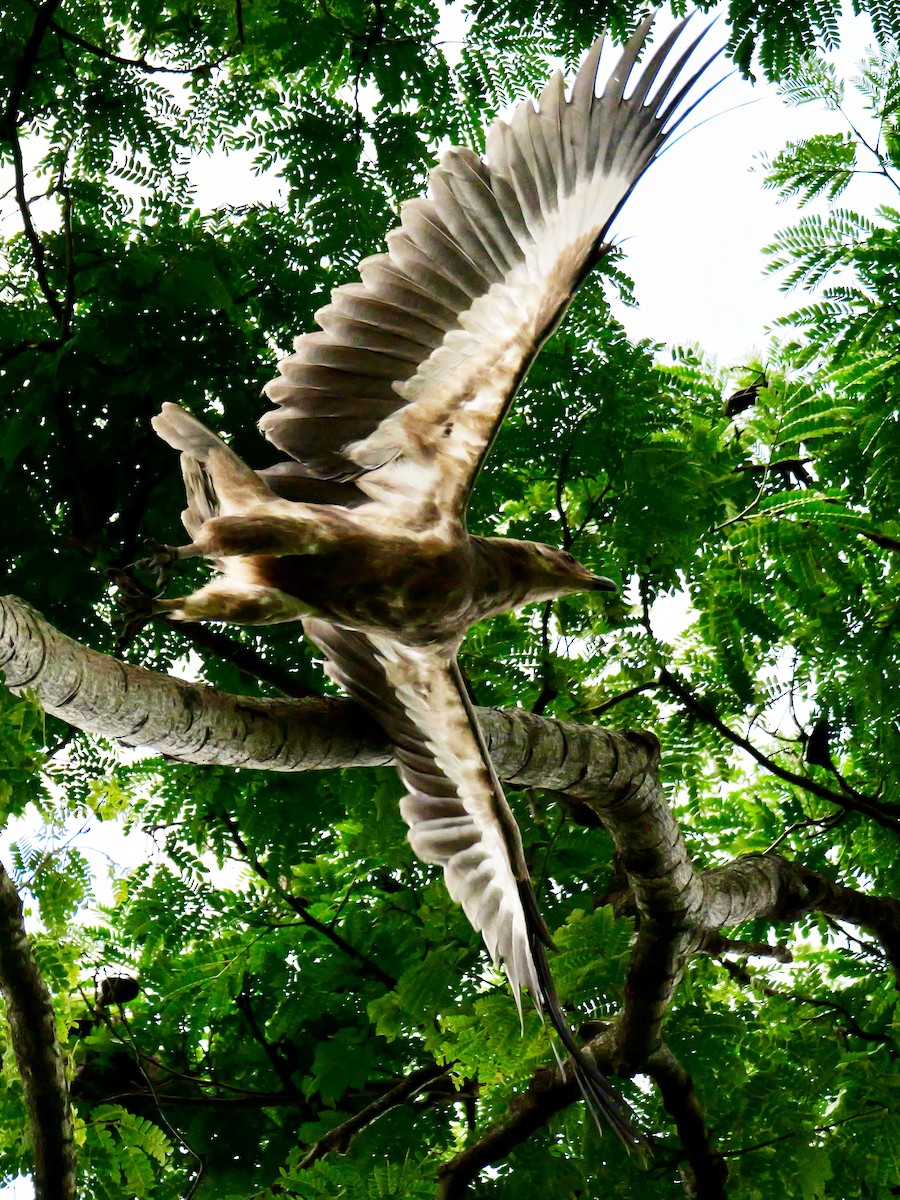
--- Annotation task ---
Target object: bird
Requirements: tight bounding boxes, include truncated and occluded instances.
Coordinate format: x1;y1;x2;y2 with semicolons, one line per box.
138;14;720;1147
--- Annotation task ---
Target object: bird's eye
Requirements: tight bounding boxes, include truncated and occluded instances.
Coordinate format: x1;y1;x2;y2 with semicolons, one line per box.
560;551;576;564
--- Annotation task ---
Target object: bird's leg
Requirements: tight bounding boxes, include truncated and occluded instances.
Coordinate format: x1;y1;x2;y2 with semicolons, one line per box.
151;579;310;625
133;538;204;593
109;571;160;650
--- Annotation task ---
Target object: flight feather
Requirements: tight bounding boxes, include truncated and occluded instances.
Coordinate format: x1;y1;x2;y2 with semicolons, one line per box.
259;16;720;531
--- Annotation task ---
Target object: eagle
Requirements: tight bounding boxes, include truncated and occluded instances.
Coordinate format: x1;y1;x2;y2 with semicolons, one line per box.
138;15;719;1146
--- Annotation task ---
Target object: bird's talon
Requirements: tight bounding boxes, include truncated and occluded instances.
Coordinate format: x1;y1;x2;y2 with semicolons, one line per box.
109;571;159;649
133;540;179;591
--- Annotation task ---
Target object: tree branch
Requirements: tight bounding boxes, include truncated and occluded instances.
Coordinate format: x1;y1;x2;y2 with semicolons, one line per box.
659;668;900;829
585;679;660;719
699;855;900;979
8;126;64;323
235;976;304;1097
716;957;892;1044
4;0;66;324
5;598;899;1190
617;923;699;1068
0;860;75;1200
46;18;231;75
297;1062;450;1170
3;0;63;132
645;1044;728;1199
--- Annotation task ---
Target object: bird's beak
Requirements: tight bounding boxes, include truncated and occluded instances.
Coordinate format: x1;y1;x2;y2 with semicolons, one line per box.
590;574;618;592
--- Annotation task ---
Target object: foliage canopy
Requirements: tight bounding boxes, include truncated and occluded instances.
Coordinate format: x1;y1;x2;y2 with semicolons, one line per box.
1;1;900;1197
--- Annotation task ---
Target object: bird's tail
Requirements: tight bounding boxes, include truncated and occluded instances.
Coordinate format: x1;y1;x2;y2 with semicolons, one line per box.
519;881;648;1155
531;937;648;1153
152;403;276;539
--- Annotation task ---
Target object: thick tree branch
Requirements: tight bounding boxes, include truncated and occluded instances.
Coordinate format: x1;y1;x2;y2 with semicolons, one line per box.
617;923;699;1068
645;1044;728;1199
703;855;900;981
4;598;898;970
0;596;662;787
0;596;392;771
0;861;75;1200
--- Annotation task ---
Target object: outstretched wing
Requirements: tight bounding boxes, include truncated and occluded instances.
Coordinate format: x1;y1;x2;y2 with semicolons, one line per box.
260;17;721;532
303;619;642;1146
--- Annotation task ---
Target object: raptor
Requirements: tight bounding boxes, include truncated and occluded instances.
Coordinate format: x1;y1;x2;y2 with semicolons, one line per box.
141;14;720;1145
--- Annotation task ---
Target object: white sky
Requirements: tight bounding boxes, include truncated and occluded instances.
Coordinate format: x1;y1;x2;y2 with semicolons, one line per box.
0;5;892;1196
613;10;887;364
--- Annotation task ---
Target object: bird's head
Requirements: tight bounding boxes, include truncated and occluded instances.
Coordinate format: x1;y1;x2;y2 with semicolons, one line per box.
472;536;617;616
529;543;618;597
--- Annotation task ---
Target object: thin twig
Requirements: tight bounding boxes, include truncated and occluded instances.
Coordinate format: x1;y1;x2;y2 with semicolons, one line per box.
585;679;660;719
297;1062;451;1169
218;813;396;988
47;18;231;75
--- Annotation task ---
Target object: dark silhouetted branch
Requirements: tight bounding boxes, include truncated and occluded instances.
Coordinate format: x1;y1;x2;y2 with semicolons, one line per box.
659;668;900;830
646;1044;728;1199
48;18;230;74
0;860;75;1200
297;1062;451;1170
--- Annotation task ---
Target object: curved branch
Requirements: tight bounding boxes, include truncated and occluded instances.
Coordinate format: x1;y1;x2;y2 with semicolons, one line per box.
0;596;662;788
0;861;75;1200
5;598;897;971
0;595;392;772
5;597;900;1191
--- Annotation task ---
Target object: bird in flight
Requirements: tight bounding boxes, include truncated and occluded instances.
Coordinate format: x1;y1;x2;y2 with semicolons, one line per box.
139;14;719;1147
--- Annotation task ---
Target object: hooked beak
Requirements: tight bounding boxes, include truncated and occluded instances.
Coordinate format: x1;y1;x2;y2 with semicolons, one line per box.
590;574;618;593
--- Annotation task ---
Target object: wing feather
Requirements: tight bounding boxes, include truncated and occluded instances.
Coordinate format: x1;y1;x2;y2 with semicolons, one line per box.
303;619;644;1146
260;17;722;525
302;619;543;993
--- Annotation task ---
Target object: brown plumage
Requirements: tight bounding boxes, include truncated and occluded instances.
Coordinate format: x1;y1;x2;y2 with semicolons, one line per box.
145;16;721;1147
